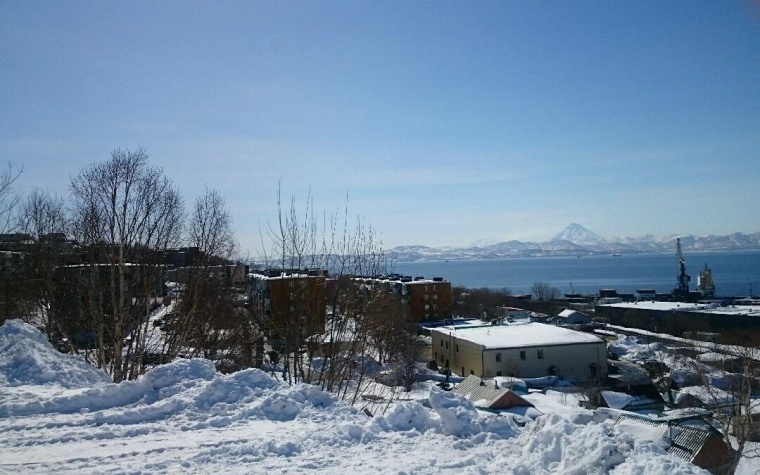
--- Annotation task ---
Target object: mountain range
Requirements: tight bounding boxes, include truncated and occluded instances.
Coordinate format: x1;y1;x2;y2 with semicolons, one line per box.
388;223;760;262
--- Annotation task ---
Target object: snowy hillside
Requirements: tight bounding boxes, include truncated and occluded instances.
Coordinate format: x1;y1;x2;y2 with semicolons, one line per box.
0;320;709;474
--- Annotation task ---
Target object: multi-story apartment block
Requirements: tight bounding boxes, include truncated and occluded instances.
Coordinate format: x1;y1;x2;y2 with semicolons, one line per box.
358;275;453;322
249;269;326;344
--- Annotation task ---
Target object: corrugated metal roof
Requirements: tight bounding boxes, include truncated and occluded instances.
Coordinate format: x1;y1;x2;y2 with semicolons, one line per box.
452;375;533;410
669;426;713;462
614;414;714;463
453;375;506;407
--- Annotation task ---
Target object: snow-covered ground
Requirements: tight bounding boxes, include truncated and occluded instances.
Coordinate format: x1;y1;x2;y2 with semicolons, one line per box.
0;320;714;474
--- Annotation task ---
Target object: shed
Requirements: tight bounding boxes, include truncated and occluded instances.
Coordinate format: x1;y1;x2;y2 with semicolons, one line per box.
452;375;534;410
614;414;735;474
556;309;591;324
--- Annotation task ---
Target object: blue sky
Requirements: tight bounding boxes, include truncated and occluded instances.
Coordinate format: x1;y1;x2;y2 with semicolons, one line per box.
2;1;760;254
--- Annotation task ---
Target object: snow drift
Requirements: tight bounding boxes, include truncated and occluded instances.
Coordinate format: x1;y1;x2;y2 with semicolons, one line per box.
0;321;708;474
0;319;111;388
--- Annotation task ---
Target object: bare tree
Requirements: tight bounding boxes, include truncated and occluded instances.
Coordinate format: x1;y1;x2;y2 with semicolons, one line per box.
188;187;236;262
0;161;23;234
686;331;760;474
69;149;183;382
260;187;388;392
169;187;255;372
453;286;513;319
532;281;559;302
15;189;69;335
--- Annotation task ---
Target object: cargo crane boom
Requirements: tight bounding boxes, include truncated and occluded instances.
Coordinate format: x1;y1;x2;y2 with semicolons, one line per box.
673;238;691;300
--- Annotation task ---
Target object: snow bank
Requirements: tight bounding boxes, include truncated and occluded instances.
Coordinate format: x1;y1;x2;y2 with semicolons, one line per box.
370;390;518;439
0;319;111;388
510;414;705;475
0;320;710;474
608;335;661;361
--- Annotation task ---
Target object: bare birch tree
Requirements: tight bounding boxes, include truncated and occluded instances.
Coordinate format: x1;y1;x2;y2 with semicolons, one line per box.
169;187;254;372
260;187;395;401
69;149;183;382
15;189;69;335
0;161;23;234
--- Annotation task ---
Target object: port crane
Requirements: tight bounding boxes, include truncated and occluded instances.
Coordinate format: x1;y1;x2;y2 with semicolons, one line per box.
673;238;691;300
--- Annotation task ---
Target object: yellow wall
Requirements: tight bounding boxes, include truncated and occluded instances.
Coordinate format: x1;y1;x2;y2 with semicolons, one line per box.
431;328;607;381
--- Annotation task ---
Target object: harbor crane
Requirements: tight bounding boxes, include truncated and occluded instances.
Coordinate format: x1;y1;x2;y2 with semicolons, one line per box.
672;238;691;300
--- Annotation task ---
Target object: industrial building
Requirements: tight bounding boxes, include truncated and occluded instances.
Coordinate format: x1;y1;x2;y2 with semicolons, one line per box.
430;321;607;382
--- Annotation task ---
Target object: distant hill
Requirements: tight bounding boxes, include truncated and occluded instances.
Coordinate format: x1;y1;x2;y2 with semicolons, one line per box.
388;224;760;261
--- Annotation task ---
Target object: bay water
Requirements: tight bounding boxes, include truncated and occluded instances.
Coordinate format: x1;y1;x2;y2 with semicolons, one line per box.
393;250;760;297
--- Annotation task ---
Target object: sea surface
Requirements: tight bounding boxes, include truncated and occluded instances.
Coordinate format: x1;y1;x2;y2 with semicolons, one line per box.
393;250;760;297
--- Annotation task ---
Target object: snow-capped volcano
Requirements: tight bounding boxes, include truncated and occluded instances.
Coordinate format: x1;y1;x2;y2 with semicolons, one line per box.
552;223;605;244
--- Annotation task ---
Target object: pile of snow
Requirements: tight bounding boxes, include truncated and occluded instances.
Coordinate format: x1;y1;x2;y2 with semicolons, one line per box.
608;335;660;361
0;321;709;474
0;319;111;388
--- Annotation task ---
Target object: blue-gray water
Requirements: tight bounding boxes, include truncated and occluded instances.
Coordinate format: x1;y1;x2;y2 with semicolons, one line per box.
393;250;760;297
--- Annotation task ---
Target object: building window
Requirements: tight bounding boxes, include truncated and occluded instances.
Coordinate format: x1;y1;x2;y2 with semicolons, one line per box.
537;349;544;359
445;341;449;350
455;344;459;353
520;350;526;360
470;370;474;375
495;352;502;362
441;339;444;348
496;371;502;377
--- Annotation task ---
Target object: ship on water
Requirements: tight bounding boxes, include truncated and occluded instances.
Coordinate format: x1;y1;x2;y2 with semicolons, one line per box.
696;263;716;298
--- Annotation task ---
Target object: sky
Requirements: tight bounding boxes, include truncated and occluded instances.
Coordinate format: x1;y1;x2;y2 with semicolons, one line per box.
2;1;760;255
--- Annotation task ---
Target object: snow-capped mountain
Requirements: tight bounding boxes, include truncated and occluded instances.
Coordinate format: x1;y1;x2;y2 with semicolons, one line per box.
552;223;605;244
388;225;760;261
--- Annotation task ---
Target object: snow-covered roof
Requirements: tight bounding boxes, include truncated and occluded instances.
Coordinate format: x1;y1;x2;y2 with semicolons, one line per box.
419;318;488;331
250;272;315;280
433;322;605;349
613;415;729;465
696;351;736;363
601;391;661;411
452;375;532;409
598;301;760;317
558;309;581;317
675;386;735;407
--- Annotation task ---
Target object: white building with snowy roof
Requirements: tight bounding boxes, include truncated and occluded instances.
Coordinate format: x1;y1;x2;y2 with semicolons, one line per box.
430;322;607;382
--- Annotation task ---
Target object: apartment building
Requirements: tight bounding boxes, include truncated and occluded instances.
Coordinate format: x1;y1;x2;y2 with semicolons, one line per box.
358;275;453;322
250;269;326;342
